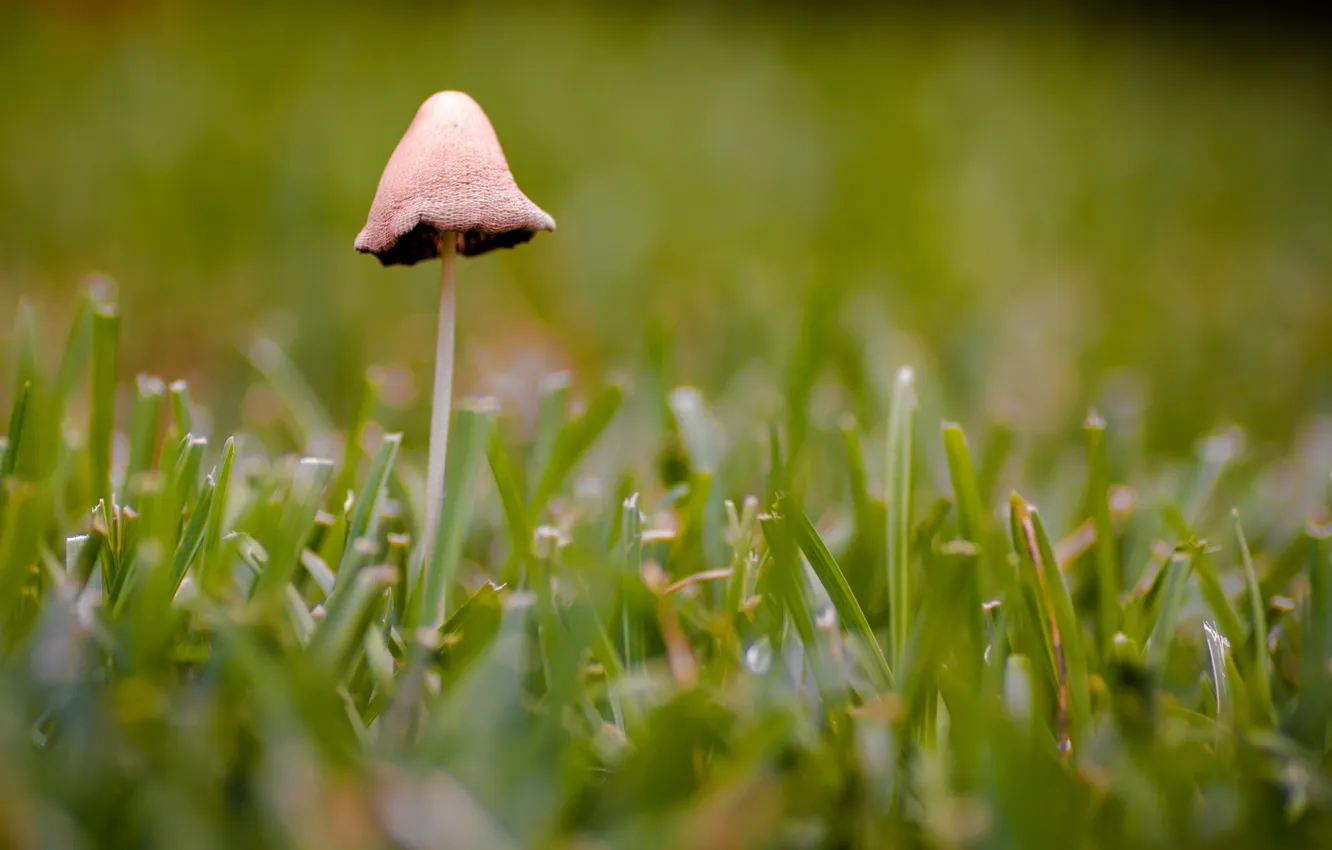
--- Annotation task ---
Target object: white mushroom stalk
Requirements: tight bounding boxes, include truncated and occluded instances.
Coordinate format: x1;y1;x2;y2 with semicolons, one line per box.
354;91;555;592
425;234;457;553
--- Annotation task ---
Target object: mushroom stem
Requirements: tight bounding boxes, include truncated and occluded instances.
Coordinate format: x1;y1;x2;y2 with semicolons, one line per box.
424;234;457;565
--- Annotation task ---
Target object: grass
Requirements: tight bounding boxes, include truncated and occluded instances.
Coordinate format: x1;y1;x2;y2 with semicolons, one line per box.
4;10;1330;846
4;5;1332;452
1;291;1330;849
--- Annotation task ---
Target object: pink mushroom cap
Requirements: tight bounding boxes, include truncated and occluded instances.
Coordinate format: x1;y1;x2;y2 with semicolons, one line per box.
354;91;556;265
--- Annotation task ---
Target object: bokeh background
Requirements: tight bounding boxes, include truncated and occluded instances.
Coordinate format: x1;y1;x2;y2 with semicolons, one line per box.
3;0;1331;455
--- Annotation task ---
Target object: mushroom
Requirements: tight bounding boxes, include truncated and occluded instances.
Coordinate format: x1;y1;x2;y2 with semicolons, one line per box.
355;91;554;565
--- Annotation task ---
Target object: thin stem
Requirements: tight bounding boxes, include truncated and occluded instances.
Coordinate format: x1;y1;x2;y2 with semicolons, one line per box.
424;236;457;569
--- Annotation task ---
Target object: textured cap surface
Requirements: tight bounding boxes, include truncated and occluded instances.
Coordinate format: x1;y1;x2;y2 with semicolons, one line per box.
355;91;556;264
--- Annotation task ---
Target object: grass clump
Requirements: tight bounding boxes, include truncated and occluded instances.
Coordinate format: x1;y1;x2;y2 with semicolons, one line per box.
1;293;1331;849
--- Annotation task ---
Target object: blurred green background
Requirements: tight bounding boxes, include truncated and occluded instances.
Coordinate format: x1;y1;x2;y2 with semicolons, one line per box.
2;1;1330;452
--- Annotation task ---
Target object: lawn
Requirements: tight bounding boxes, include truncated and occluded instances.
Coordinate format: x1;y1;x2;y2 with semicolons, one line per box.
1;3;1331;849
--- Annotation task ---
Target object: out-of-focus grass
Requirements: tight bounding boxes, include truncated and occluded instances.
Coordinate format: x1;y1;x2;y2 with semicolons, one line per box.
3;9;1332;841
2;3;1331;453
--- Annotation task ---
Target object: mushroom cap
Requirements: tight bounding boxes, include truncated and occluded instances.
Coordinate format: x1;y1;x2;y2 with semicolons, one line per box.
354;91;556;265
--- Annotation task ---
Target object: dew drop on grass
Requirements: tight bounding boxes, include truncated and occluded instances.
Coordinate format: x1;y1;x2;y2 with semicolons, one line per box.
744;637;773;674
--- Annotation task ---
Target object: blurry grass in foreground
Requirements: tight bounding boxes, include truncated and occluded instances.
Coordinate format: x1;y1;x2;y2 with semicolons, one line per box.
2;289;1332;848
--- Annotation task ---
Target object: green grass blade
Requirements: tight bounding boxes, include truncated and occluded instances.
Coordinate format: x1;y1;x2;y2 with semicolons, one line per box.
305;545;343;600
168;379;193;438
311;565;396;674
529;384;624;518
841;419;885;607
417;397;496;628
1233;511;1274;723
526;372;571;504
0;382;30;513
619;493;646;672
0;482;37;609
778;493;894;691
1006;499;1058;698
766;421;784;505
167;479;215;595
842;416;872;533
942;422;988;644
1191;548;1246;660
175;433;208;504
433;581;505;693
942;423;985;544
676;469;715;577
904;540;986;709
89;300;119;509
361;627;396;712
1123;550;1172;648
759;511;818;651
131;431;177;560
566;586;639;735
531;527;576;706
113;436;208;615
11;302;40;481
46;295;92;472
1145;549;1195;669
1085;411;1121;655
1026;503;1091;752
486;427;531;586
724;495;759;617
200;438;235;596
1293;523;1332;749
122;375;166;504
252;457;334;603
115;505;143;594
314;502;346;579
338;432;401;577
156;435;206;550
885;365;916;675
975;424;1012;506
92;499;119;596
760;510;841;701
332;369;379;510
2;382;30;477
